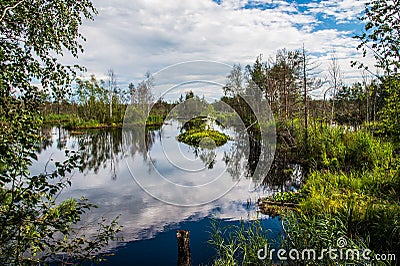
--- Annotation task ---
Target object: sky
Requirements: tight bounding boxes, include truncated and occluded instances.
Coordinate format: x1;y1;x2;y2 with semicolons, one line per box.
64;0;374;98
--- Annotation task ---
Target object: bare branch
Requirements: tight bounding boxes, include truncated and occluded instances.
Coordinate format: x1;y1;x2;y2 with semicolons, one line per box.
0;0;25;22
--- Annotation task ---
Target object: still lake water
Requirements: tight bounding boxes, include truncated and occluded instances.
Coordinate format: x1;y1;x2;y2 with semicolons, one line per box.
31;121;298;265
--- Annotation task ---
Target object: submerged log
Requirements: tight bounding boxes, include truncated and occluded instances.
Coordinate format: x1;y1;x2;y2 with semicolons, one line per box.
257;200;299;208
257;199;299;216
177;230;191;266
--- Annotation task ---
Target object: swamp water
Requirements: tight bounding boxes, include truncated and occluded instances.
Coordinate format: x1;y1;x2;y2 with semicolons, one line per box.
31;121;301;265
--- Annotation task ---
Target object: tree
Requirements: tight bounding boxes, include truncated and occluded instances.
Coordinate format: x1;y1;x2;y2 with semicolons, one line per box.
300;45;324;155
274;49;302;120
223;65;246;119
327;52;344;124
353;0;400;75
185;90;195;100
108;69;117;119
76;75;109;123
353;0;400;135
247;50;302;120
129;82;136;104
223;64;245;97
361;70;370;124
334;83;365;126
379;76;400;135
0;0;120;264
136;72;154;115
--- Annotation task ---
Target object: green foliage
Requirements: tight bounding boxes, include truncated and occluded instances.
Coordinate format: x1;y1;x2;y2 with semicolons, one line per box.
208;219;273;266
146;114;165;126
354;0;400;74
177;116;231;147
247;51;303;120
123;106;166;127
76;75;109;124
274;119;400;259
1;0;97;98
75;75;128;126
353;0;400;136
177;129;231;147
182;116;207;131
0;146;122;264
220;95;261;134
282;211;379;265
269;191;303;204
298;124;392;172
43;113;77;124
377;76;400;137
0;0;120;264
333;81;383;126
60;113;125;129
64;118;112;129
297;148;400;254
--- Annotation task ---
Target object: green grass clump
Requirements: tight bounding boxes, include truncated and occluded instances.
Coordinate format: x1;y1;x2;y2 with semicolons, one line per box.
177;129;231;147
282;211;376;266
146;114;164;126
298;164;400;252
43;113;77;124
297;124;393;172
208;219;272;266
269;191;304;204
64;118;110;129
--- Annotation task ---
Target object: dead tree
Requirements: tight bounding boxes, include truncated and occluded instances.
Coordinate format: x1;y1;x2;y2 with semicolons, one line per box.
177;230;191;266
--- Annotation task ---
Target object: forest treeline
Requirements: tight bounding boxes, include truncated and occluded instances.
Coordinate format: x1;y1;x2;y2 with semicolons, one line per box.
43;47;395;141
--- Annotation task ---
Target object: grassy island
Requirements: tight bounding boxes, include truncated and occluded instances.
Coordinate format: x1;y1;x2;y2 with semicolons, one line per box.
177;117;231;147
177;129;231;147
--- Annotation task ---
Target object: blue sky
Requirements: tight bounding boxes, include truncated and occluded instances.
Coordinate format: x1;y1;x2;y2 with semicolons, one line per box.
62;0;374;97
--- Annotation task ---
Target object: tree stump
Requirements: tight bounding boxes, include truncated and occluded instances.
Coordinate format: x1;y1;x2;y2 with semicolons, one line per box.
176;230;191;266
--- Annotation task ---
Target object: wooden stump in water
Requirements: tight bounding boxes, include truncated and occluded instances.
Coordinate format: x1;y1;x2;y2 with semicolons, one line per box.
176;230;191;266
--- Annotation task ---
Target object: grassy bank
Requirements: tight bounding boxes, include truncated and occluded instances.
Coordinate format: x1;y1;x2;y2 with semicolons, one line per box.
211;123;399;265
294;126;399;258
42;113;165;129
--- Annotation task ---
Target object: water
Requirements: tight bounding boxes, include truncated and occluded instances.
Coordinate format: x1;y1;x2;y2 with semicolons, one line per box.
32;122;288;265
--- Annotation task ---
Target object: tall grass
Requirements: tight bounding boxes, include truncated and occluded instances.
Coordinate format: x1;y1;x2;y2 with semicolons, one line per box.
296;126;400;257
208;123;399;265
208;219;273;266
43;113;77;124
297;124;393;172
282;211;387;265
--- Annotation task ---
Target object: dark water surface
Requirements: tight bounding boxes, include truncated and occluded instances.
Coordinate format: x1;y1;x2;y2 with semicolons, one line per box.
32;123;296;265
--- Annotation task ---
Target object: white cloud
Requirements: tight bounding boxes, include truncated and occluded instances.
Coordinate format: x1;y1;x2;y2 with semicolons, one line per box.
304;0;366;23
60;0;374;96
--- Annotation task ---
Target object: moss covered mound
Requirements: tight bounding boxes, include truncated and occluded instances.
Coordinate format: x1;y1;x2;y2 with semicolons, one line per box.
177;129;231;147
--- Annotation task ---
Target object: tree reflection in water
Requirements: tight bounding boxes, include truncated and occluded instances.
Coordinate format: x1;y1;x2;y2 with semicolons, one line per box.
38;126;69;152
37;126;158;180
77;127;158;178
189;146;217;169
37;122;299;192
